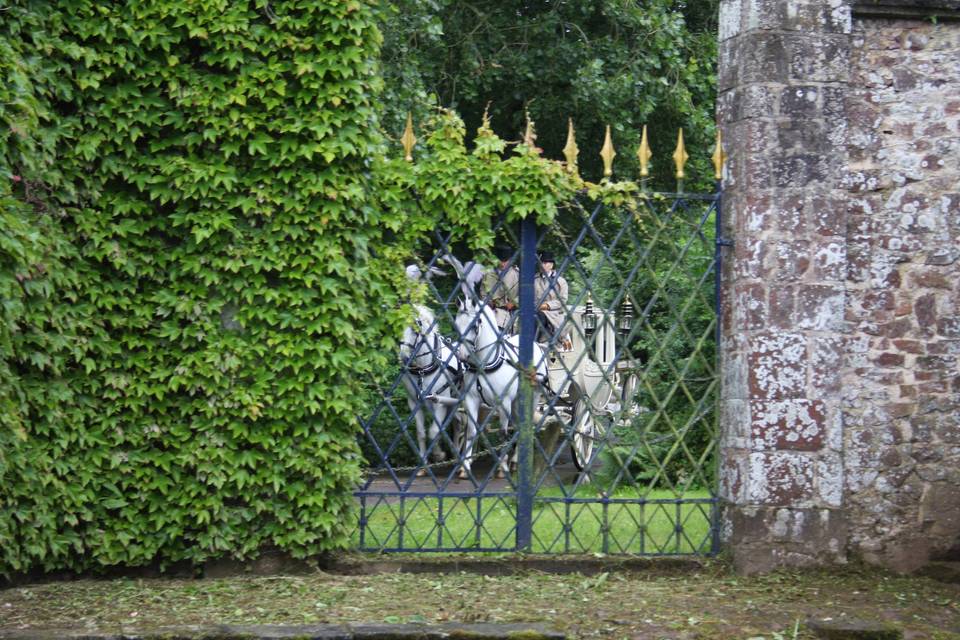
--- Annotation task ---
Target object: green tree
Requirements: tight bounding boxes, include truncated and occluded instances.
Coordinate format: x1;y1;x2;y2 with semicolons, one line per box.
378;0;719;188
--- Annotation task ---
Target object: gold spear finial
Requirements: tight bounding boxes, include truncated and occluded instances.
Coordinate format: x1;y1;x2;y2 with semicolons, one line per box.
600;125;616;179
673;128;689;180
637;125;652;179
563;118;580;176
401;112;416;162
712;128;727;181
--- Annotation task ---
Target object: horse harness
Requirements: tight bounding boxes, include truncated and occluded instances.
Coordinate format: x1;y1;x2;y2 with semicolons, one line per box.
463;329;550;408
404;332;461;398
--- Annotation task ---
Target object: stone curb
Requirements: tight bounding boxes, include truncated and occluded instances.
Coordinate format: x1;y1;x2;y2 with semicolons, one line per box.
0;623;565;640
3;554;708;587
806;618;903;640
320;556;703;578
915;561;960;585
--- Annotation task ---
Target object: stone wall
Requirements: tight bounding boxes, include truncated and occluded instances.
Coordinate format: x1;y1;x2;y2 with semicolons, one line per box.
843;15;960;571
717;0;960;573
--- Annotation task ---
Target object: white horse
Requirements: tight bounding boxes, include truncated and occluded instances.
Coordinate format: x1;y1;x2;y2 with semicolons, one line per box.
453;295;548;480
400;304;462;476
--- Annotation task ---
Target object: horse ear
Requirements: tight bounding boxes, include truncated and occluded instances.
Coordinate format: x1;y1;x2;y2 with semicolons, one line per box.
442;253;466;279
459;281;475;303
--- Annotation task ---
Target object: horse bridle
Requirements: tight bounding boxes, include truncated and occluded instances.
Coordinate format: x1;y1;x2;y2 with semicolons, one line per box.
402;318;442;376
458;301;506;374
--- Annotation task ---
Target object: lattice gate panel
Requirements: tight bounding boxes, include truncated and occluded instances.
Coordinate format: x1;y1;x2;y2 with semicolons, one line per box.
354;184;723;555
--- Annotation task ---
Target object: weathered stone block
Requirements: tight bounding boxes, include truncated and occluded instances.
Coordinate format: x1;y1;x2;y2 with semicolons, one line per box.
718;38;742;90
748;332;807;400
937;316;960;337
786;33;850;82
880;317;913;338
846;240;872;282
925;246;958;265
778;119;832;155
748;452;815;505
725;506;847;574
739;193;774;232
916;354;954;370
724;135;774;192
812;240;847;281
857;289;896;312
721;399;752;447
806;617;903;639
811;336;845;402
797;285;845;331
743;1;851;34
718;84;779;123
718;0;744;42
774;239;812;282
773;153;831;189
720;449;749;503
750;399;826;450
768;284;796;328
734;282;768;329
722;344;750;401
816;451;845;506
927;339;960;355
812;195;847;236
733;235;769;280
909;269;953;289
739;33;792;84
914;293;938;334
780;85;821;117
874;352;905;367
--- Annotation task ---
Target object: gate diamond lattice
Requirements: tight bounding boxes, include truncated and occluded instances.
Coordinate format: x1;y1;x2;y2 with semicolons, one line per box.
356;188;722;555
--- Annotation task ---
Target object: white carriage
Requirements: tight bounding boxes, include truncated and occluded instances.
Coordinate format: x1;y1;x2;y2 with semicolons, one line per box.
541;296;640;471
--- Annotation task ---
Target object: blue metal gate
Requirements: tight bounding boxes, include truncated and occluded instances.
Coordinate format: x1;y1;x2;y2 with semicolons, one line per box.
355;131;725;555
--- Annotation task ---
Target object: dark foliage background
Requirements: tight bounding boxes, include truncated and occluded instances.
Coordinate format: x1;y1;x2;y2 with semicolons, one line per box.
378;0;719;187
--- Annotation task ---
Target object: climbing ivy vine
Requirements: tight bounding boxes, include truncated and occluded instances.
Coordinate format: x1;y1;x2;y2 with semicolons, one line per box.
0;0;392;575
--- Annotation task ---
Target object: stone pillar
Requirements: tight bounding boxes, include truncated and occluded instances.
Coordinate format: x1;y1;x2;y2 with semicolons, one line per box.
717;0;853;573
718;0;960;573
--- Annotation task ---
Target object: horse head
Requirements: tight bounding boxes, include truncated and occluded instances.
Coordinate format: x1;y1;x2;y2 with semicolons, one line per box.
400;304;436;363
455;296;502;365
454;297;478;362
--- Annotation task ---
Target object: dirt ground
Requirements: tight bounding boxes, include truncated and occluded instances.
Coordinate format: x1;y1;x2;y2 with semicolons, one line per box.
1;560;958;639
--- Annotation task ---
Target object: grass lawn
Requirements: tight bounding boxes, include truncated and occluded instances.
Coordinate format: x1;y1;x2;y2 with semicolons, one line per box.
355;487;715;554
2;563;958;638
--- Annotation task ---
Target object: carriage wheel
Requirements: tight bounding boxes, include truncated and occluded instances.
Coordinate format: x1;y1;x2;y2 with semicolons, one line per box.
570;396;596;472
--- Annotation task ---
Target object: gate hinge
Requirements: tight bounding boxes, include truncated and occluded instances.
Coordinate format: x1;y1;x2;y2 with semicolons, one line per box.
716;237;733;247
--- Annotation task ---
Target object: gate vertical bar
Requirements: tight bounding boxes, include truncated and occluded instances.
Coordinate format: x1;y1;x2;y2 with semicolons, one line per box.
516;216;537;551
712;179;724;555
713;180;723;381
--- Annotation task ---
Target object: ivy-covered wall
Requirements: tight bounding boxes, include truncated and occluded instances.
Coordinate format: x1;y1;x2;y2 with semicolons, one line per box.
1;0;396;575
1;1;589;576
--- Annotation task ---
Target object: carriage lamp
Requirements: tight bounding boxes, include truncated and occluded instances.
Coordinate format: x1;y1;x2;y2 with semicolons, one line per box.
583;294;597;337
619;299;634;336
